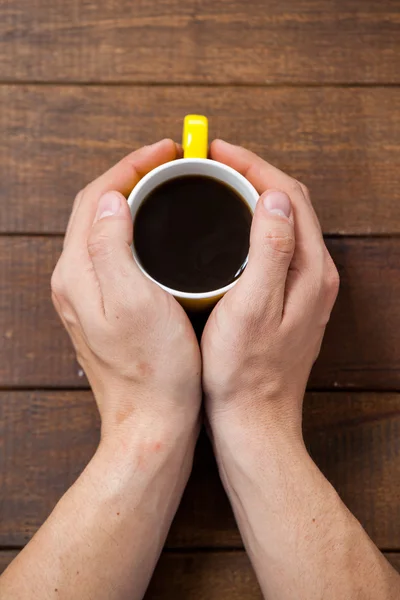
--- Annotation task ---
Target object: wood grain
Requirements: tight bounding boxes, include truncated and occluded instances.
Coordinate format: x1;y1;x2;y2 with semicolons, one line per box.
311;237;400;389
386;554;400;573
1;0;398;594
1;86;399;234
0;551;18;575
146;552;262;599
0;391;399;548
0;550;399;597
0;1;398;84
303;392;400;550
1;237;400;388
0;552;256;598
0;551;260;598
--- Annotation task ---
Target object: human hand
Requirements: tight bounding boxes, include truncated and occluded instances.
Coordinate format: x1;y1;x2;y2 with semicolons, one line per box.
51;140;201;443
200;141;400;600
1;141;203;600
202;140;339;443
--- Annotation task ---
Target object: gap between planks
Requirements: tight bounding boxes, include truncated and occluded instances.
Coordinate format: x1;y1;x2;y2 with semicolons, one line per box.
0;81;399;89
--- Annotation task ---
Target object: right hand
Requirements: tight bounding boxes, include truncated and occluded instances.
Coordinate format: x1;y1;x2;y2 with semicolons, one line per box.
202;140;339;443
51;140;202;443
200;143;400;600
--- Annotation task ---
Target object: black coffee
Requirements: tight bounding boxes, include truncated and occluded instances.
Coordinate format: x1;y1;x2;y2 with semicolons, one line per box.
134;175;252;293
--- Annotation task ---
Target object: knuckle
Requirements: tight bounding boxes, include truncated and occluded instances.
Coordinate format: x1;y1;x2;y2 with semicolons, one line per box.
324;259;340;299
299;181;310;198
51;254;81;300
87;227;114;260
288;179;303;196
51;261;66;298
78;181;93;198
75;187;86;205
289;179;309;199
51;263;78;326
69;187;87;219
264;226;295;256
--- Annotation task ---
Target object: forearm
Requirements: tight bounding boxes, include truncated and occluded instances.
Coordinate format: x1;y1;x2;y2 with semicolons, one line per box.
0;416;198;600
212;414;399;600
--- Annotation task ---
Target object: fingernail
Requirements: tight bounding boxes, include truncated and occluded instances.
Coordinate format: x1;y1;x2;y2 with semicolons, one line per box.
263;191;291;219
95;191;122;221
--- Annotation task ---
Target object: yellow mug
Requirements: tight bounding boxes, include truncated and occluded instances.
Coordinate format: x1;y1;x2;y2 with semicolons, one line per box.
128;115;259;311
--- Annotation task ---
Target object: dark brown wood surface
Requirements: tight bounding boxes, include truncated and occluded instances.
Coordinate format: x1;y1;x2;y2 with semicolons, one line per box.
1;237;400;389
1;86;399;235
0;391;399;549
0;551;261;598
0;550;399;599
0;0;398;84
1;0;399;593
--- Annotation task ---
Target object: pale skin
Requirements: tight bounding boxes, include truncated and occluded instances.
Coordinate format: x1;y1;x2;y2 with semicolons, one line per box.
0;139;398;599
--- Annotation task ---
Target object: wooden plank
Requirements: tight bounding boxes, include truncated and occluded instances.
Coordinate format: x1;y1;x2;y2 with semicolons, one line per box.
0;549;398;597
0;550;257;597
0;392;99;547
0;551;18;576
0;238;79;387
0;550;399;597
310;237;400;389
1;237;400;389
0;1;398;83
1;85;399;235
147;552;262;599
303;393;400;550
386;554;400;573
0;391;399;549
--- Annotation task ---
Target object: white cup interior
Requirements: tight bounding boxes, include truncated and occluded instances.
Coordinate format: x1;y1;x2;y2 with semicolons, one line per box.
127;158;259;300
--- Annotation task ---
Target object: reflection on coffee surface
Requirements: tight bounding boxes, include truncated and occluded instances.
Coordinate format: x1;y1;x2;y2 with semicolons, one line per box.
134;175;252;293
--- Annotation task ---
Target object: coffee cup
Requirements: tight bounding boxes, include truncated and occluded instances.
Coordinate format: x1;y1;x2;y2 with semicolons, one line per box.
127;115;259;311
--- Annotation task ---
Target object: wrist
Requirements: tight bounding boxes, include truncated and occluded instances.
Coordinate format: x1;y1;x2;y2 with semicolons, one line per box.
96;411;200;476
213;418;309;494
96;381;200;445
67;415;199;535
208;393;303;461
209;411;317;527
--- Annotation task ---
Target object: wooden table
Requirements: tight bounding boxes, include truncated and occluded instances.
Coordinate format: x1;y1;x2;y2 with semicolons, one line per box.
0;1;399;596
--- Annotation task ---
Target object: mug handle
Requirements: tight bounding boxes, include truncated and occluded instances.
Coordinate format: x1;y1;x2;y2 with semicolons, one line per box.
182;114;208;159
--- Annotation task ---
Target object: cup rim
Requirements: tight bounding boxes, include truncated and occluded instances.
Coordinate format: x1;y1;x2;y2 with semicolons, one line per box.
127;158;259;300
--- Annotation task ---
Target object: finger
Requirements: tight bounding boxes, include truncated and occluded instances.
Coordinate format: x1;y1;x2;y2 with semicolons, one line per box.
51;249;104;332
87;191;143;316
284;245;339;325
234;190;294;322
211;139;326;313
64;139;179;250
60;140;178;329
64;188;85;249
210;139;321;228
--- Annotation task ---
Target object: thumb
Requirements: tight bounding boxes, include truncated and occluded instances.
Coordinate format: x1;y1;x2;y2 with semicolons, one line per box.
236;190;295;319
88;191;139;301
